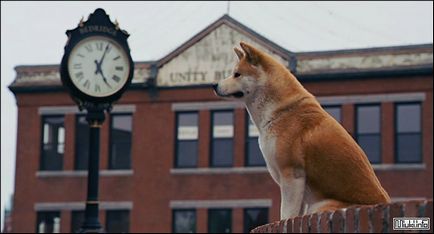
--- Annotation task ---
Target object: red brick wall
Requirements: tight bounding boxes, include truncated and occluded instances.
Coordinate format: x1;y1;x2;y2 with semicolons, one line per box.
251;200;433;233
10;75;433;232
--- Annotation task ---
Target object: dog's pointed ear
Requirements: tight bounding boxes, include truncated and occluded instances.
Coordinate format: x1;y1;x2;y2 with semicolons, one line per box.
240;41;261;65
233;47;244;60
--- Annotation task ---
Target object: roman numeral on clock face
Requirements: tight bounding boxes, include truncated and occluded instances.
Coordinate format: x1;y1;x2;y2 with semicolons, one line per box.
85;44;93;52
83;80;90;89
94;84;101;93
73;63;82;69
96;42;104;51
75;72;84;81
115;66;124;71
112;75;121;83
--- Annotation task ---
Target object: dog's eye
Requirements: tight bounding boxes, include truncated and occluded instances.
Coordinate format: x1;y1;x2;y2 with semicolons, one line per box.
234;72;241;78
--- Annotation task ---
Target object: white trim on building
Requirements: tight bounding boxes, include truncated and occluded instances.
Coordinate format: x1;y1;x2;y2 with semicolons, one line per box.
169;199;272;209
171;92;426;111
38;104;136;115
34;201;133;211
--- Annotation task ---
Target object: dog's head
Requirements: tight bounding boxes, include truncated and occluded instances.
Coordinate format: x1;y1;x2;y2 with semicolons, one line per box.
213;42;271;101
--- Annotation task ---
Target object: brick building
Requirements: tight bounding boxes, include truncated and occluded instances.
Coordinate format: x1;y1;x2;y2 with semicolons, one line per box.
8;15;433;233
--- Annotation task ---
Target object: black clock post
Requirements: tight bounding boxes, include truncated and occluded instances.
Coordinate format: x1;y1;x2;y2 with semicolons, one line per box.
83;103;107;232
60;8;134;233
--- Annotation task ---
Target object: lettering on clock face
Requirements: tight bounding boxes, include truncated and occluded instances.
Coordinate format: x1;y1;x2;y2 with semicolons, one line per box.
67;36;129;97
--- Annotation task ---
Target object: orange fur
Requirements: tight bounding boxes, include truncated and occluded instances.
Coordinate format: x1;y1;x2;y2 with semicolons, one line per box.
215;42;390;217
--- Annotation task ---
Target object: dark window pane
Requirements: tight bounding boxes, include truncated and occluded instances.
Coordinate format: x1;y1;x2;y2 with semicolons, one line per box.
396;133;422;163
247;138;265;166
177;113;199;140
212;139;233;167
358;134;381;164
213;111;234;138
208;209;231;233
244;208;268;233
395;103;422;164
323;106;341;123
176;141;198;167
75;116;89;170
106;210;129;233
110;142;131;169
356;105;381;164
173;209;196;233
71;211;85;233
178;113;198;127
212;111;234;167
110;115;132;169
213;112;233;126
113;115;133;132
176;112;199;168
41;116;64;171
36;211;60;233
397;104;421;133
357;105;380;134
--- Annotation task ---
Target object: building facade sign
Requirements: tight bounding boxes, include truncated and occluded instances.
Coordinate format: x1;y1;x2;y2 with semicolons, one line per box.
157;24;288;87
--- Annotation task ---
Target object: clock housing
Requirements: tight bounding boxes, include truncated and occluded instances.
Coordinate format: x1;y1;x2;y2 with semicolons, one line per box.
60;8;134;105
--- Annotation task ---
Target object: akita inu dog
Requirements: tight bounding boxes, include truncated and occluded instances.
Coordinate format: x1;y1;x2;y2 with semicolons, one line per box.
213;42;390;219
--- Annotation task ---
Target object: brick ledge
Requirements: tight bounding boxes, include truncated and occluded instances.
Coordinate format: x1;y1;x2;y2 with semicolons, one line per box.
251;200;433;233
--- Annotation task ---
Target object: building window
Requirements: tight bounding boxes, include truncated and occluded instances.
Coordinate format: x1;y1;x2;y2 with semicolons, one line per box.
109;114;132;170
70;210;85;233
36;211;60;233
395;103;422;163
173;209;196;233
75;115;89;170
211;111;234;167
106;210;130;233
323;105;342;123
175;112;199;168
246;114;265;166
40;116;65;171
208;208;232;233
244;208;269;233
356;105;381;164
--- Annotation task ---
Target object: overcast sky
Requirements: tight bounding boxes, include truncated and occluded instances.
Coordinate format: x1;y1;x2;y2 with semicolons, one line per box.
1;1;433;228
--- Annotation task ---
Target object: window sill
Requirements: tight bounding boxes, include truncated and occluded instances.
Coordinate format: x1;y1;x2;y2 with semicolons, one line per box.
36;170;133;177
170;167;268;175
169;199;272;208
35;201;133;211
372;163;426;171
170;164;426;175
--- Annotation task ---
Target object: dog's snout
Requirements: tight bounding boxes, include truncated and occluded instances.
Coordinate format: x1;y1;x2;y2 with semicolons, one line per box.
212;83;218;91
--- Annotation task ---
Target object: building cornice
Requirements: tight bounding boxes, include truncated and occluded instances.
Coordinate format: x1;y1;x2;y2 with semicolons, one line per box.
8;13;433;94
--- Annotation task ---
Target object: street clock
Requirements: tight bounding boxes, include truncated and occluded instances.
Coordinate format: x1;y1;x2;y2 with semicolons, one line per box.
59;8;134;232
61;8;134;108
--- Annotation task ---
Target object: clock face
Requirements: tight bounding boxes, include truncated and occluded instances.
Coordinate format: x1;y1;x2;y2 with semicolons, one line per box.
67;36;130;97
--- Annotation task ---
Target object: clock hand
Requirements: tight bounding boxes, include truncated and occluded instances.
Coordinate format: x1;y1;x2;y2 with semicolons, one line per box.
94;44;112;89
98;44;110;67
94;60;102;75
99;70;112;89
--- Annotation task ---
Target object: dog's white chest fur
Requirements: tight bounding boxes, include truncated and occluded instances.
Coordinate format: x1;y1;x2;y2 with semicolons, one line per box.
259;132;308;219
258;134;281;183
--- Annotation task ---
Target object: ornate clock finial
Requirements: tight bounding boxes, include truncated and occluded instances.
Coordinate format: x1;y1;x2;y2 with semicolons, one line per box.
115;19;120;30
78;16;84;27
